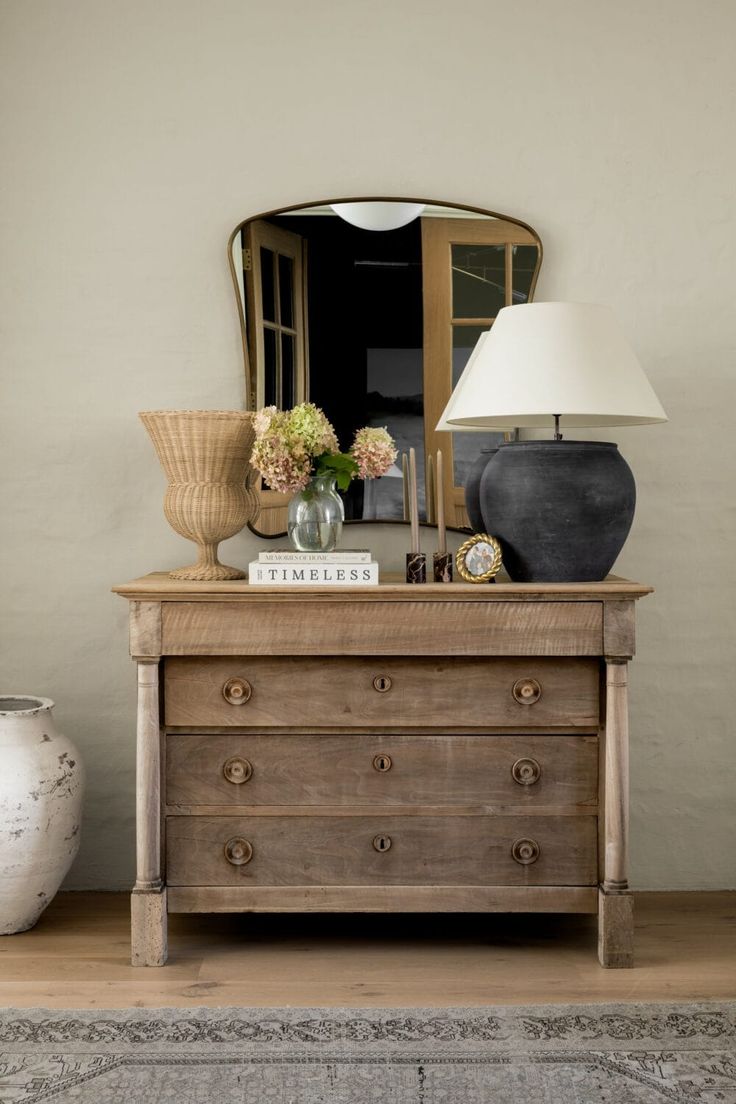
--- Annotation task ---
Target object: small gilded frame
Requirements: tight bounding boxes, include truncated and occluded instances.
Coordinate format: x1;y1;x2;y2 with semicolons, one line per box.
455;533;503;583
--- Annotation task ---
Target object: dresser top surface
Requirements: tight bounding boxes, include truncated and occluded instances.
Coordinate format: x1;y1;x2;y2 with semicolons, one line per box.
113;571;652;603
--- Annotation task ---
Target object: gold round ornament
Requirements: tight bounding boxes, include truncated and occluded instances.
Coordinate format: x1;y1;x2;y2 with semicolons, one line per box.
455;533;503;583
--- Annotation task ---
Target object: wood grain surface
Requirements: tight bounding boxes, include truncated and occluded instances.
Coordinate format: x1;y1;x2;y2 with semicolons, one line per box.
167;885;598;914
0;891;731;1007
114;575;651;968
165;732;599;808
165;814;598;888
164;656;600;729
160;600;604;656
135;660;162;889
598;888;635;968
114;571;653;602
129;601;162;658
130;888;167;967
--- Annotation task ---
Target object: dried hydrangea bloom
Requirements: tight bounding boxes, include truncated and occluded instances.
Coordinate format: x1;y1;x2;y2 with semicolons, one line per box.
350;426;398;479
287;403;339;457
253;405;277;439
250;402;340;494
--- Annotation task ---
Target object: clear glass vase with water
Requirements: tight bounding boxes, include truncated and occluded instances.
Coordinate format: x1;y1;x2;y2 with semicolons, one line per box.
287;474;345;552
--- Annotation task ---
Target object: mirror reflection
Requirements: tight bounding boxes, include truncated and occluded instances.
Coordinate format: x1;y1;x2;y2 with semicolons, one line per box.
229;200;542;537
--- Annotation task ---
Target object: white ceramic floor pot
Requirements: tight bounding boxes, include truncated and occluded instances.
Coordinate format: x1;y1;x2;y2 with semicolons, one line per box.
0;696;84;934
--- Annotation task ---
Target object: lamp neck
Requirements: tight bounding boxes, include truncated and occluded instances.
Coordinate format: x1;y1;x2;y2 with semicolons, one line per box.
553;414;563;441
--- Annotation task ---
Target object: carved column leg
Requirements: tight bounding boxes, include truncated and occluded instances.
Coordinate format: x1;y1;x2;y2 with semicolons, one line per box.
131;658;167;966
598;658;634;968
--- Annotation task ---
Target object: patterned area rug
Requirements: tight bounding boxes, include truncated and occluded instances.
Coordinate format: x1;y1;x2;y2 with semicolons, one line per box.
1;1003;735;1103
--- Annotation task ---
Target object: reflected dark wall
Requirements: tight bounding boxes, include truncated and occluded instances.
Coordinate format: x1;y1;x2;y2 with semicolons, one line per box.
272;214;423;519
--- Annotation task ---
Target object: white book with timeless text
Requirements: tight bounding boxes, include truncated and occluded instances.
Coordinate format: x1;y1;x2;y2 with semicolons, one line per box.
248;562;379;586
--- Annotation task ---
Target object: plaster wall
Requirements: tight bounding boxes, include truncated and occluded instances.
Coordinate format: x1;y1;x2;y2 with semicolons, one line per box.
1;0;734;888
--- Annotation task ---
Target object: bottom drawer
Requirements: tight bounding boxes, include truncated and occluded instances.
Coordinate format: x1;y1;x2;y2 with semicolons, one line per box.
166;815;597;887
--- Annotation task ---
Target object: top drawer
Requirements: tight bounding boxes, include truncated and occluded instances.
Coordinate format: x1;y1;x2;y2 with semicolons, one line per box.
164;656;599;729
160;600;603;656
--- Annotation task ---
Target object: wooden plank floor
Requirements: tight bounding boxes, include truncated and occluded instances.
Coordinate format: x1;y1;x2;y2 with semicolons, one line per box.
0;892;733;1008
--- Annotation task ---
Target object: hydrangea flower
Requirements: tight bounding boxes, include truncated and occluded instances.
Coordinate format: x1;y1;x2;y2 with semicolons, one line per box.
251;407;312;494
350;426;398;479
250;403;397;494
253;405;277;438
287;402;339;457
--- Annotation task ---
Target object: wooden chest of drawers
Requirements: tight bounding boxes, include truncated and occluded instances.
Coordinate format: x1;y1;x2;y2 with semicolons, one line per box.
114;572;651;968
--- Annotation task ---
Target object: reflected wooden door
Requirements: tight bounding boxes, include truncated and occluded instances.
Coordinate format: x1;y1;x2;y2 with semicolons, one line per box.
422;218;540;527
244;220;309;534
244;220;308;408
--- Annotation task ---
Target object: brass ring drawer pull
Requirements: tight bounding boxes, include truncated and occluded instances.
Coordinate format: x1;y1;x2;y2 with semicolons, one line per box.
223;756;253;784
224;837;253;866
373;675;392;693
512;677;542;705
373;754;392;772
373;834;392;852
511;757;541;786
222;677;252;705
511;837;540;865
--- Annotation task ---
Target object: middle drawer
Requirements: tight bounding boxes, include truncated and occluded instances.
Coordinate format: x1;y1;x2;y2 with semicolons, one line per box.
166;733;598;808
164;656;600;729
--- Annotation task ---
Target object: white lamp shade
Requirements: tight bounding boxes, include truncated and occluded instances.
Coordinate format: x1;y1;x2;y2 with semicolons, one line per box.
443;302;668;429
435;332;491;432
330;202;425;232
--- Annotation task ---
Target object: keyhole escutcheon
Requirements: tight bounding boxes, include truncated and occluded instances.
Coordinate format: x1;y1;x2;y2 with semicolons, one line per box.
373;675;392;693
373;834;392;852
373;754;392;772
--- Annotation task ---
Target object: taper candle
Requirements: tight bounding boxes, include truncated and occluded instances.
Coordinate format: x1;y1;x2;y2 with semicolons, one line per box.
426;453;435;525
402;452;409;522
436;449;446;554
432;449;452;581
409;447;420;554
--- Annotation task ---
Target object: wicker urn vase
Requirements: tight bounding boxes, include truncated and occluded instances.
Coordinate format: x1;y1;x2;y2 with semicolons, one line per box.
140;410;258;581
0;696;84;934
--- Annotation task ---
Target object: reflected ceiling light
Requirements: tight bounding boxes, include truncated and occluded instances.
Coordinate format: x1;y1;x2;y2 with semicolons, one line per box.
330;202;425;231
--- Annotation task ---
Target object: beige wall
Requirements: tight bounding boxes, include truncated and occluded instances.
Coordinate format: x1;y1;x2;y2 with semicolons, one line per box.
1;0;734;890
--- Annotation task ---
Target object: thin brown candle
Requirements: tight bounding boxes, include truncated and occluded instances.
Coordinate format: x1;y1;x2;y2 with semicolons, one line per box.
426;453;435;525
436;449;446;554
409;447;420;554
402;452;409;522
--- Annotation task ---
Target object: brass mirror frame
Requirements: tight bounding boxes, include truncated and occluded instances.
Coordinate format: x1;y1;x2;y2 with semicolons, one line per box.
227;195;543;537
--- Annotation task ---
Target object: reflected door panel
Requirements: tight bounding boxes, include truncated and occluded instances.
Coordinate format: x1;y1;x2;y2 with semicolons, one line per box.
422;218;541;528
244;220;308;410
243;220;309;534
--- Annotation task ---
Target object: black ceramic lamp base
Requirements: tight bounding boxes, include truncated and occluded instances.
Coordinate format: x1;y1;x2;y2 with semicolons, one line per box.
464;447;500;533
479;440;636;583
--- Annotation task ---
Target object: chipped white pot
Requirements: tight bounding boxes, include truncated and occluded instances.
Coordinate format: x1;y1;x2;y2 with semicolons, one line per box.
0;696;84;934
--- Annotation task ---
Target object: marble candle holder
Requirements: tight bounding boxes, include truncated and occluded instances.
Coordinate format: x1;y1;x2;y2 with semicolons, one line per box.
433;551;453;583
406;552;427;584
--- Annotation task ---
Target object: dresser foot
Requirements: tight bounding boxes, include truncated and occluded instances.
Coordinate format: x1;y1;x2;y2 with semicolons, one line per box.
598;887;634;968
131;886;168;966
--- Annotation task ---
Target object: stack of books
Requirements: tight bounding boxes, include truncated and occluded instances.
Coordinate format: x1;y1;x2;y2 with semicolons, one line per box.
248;548;379;586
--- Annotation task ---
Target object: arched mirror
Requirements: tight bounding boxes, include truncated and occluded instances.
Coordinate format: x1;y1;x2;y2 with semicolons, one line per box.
228;198;543;537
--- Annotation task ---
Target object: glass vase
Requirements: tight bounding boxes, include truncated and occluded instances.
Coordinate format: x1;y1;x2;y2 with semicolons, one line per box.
288;474;344;552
